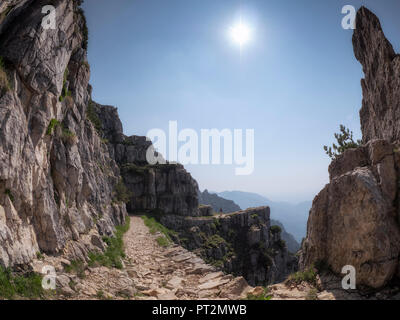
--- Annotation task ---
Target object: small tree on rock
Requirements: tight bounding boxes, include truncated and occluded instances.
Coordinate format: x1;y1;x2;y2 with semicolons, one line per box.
324;125;361;160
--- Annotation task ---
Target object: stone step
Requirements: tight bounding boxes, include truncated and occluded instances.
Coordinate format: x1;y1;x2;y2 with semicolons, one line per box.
198;271;224;284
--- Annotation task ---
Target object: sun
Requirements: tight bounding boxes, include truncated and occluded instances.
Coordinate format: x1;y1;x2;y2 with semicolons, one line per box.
230;21;252;47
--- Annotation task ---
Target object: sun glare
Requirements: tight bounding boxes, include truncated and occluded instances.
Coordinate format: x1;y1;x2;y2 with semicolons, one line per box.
230;21;252;47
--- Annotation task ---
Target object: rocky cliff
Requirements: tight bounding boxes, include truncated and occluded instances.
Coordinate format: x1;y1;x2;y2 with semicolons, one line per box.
199;190;300;253
160;207;297;286
300;7;400;289
0;0;127;267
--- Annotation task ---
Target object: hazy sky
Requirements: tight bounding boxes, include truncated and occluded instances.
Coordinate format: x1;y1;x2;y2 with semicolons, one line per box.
82;0;400;203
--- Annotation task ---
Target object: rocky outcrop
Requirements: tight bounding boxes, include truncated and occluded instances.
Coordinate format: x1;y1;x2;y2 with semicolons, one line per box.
160;207;297;286
353;7;400;143
199;190;300;252
300;7;400;289
0;0;126;268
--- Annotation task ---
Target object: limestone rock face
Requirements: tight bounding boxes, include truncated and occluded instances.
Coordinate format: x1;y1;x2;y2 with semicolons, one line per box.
0;0;126;267
301;7;400;289
161;207;297;286
353;7;400;143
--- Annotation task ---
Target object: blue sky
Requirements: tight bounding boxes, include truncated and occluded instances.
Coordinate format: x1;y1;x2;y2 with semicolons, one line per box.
82;0;400;203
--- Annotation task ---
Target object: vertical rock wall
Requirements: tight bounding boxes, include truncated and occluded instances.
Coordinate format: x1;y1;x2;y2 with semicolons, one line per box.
300;7;400;289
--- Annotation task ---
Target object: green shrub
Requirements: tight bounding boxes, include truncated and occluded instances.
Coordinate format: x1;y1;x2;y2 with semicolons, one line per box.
204;234;226;249
88;217;130;269
0;267;44;299
288;265;318;285
46;119;77;144
36;252;44;260
59;68;71;102
270;225;282;234
324;125;361;160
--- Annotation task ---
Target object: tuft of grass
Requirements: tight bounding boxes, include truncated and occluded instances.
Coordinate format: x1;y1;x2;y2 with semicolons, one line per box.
141;215;176;243
0;266;44;299
156;236;170;247
46;119;77;145
46;119;61;136
96;290;105;299
61;128;77;145
287;265;318;286
36;252;44;260
245;287;272;301
59;68;71;102
88;217;130;269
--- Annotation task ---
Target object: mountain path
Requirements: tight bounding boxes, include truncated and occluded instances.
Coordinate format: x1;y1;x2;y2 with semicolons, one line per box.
58;216;252;300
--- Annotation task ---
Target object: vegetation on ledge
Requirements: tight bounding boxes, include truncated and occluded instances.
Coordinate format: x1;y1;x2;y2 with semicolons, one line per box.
245;287;272;301
88;216;131;269
287;265;318;286
0;267;44;299
141;214;176;247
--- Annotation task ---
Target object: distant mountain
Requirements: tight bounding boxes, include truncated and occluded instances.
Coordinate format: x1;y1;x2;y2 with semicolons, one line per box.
218;191;311;242
199;190;300;252
198;190;241;213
